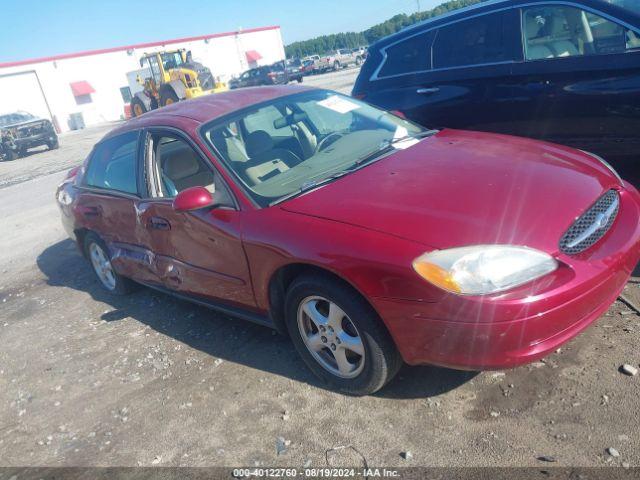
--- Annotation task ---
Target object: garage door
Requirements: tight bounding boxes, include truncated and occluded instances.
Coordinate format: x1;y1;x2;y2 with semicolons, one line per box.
0;71;51;121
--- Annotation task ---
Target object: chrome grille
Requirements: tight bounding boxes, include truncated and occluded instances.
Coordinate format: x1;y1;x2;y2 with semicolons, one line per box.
559;189;619;255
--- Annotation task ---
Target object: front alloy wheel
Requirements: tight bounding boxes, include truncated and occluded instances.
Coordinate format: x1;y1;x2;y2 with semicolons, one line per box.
285;274;402;395
297;296;365;378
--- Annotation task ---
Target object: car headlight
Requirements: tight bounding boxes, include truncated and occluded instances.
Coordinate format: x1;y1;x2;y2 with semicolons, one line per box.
412;245;558;295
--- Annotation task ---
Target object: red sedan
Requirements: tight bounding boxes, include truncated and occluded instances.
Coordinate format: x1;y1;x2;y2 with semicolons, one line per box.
56;85;640;395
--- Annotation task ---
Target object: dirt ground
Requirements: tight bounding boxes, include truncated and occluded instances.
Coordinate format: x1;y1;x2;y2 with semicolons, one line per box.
0;68;638;469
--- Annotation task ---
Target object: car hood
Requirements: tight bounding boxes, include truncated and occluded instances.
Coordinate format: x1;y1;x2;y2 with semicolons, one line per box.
280;129;619;253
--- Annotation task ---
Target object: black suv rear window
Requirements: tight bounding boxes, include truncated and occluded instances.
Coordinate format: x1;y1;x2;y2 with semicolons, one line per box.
378;31;434;77
433;11;515;69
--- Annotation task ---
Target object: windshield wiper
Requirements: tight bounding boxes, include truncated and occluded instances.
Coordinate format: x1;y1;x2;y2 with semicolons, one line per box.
270;170;355;206
352;129;438;168
270;129;438;207
389;129;439;146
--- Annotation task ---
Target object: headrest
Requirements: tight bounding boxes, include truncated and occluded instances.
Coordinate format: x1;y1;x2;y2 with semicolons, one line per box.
546;14;566;36
245;130;274;158
526;14;544;39
163;149;200;180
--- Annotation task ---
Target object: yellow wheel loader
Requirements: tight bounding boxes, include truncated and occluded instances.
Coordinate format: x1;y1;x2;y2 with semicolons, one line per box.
130;49;228;117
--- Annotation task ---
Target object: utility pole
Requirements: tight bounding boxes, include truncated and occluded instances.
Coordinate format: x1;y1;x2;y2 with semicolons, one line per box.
416;0;421;12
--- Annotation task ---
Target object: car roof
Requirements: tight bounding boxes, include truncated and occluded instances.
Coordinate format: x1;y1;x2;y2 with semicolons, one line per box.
376;0;632;46
106;84;316;139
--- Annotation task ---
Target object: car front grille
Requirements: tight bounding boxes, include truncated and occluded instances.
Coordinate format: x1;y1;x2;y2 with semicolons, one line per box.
559;189;619;255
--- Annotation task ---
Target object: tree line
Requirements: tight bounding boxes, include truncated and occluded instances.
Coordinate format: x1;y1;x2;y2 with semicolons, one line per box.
285;0;486;58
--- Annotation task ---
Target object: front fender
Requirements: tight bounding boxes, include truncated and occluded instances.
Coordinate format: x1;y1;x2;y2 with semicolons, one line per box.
241;207;443;312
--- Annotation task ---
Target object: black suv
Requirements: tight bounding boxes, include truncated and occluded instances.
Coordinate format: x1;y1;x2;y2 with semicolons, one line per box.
229;63;290;89
0;111;59;160
353;0;640;159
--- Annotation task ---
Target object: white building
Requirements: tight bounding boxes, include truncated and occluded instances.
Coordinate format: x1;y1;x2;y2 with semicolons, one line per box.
0;26;285;132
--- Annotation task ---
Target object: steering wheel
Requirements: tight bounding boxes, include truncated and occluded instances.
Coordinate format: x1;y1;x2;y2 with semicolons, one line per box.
316;132;344;152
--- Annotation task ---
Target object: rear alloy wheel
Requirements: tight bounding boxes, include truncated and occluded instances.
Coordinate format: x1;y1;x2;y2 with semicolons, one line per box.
89;242;116;291
356;56;362;66
333;61;341;71
84;233;137;295
285;274;402;395
47;139;59;150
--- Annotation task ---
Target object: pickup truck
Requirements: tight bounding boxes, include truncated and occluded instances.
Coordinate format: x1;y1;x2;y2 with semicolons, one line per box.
0;111;58;160
320;49;363;71
302;55;322;74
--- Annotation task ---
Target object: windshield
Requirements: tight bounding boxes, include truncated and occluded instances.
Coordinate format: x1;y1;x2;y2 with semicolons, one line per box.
160;51;184;70
201;90;425;207
0;112;35;127
608;0;640;15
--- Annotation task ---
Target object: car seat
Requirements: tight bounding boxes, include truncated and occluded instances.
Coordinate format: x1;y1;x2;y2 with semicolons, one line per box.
242;130;300;185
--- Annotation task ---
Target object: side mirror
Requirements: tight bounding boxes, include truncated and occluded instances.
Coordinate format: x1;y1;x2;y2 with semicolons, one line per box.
172;186;215;212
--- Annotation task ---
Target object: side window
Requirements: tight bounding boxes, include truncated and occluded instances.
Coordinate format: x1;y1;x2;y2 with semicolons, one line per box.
523;6;635;61
85;131;139;195
379;31;434;77
151;134;232;206
433;12;515;69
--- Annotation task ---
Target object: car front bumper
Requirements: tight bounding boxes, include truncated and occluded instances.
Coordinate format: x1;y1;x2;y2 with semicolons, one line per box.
15;131;56;150
372;184;640;370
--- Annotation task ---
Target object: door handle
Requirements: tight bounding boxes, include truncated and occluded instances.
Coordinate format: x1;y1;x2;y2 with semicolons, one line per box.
79;205;101;217
148;216;171;230
416;87;440;94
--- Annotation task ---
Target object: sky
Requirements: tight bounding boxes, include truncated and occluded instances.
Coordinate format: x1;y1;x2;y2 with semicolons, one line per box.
0;0;442;63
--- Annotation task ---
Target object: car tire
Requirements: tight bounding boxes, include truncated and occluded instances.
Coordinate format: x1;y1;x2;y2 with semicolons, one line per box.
84;233;138;295
297;76;303;83
356;56;362;66
2;148;17;161
47;139;59;150
131;97;147;117
285;273;402;395
160;89;180;107
333;61;340;71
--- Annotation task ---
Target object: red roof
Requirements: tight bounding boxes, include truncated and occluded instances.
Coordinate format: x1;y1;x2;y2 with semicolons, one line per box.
70;81;95;96
245;50;262;63
0;26;280;69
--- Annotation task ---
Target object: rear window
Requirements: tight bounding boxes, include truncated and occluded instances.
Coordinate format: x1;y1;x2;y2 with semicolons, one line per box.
84;131;139;195
433;11;515;69
378;31;434;77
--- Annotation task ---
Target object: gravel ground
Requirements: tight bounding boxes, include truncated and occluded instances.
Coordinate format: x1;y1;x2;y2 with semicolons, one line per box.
0;67;638;468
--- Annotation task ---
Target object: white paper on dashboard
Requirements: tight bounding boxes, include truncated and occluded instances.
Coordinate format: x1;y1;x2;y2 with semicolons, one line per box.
317;95;360;114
